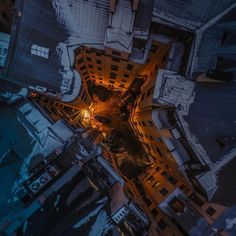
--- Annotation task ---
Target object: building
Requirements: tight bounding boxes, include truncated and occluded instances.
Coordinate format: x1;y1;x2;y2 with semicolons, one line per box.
0;99;76;235
0;0;14;33
0;32;10;68
129;0;236;200
3;0;92;109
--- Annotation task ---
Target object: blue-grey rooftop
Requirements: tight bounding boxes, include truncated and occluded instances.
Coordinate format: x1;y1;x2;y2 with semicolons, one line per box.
186;81;236;163
4;0;68;93
153;0;236;26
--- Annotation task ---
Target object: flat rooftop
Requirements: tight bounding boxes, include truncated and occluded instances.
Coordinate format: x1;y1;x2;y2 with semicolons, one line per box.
186;81;236;163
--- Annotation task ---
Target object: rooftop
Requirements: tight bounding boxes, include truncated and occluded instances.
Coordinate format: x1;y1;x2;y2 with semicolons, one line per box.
0;100;74;221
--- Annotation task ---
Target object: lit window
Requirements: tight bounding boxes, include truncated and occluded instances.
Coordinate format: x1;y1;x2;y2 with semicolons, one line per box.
31;44;49;59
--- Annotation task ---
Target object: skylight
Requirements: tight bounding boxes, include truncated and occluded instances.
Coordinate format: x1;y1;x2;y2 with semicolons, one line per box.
31;44;50;59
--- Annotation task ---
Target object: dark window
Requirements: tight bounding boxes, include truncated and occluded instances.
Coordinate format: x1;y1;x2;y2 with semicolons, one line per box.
89;64;93;68
143;196;152;207
206;207;216;216
155;166;161;172
141;93;145;101
109;80;115;84
80;65;86;71
169;197;185;214
97;67;102;71
112;57;120;62
148;121;154;126
127;64;133;71
158;219;167;230
111;64;118;71
151;208;159;217
124;74;129;78
142;121;145;126
161;171;177;185
155;147;163;157
96;52;102;56
97;59;102;64
112;50;121;56
179;184;189;193
77;58;84;64
150;44;159;53
87;57;91;62
160;187;168;196
110;72;117;79
190;193;204;207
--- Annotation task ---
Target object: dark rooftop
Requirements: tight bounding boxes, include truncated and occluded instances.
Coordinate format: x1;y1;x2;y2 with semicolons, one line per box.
186;81;236;163
4;0;69;93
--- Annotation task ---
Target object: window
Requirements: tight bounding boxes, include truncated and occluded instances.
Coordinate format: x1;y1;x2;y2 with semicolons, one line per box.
155;166;161;172
143;196;152;207
169;197;185;213
109;80;115;84
142;121;145;126
161;171;177;185
97;59;102;64
87;57;91;62
152;182;160;190
127;64;133;71
80;65;86;71
179;184;189;193
89;64;93;68
190;193;204;207
155;147;163;157
110;72;117;79
82;71;88;76
77;58;84;64
97;67;102;71
86;49;91;53
147;176;154;183
148;121;154;126
112;50;121;56
206;207;216;216
112;57;120;62
31;44;50;59
158;219;167;230
151;208;159;217
96;52;102;56
111;64;118;71
160;187;168;196
124;74;129;78
150;44;159;53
